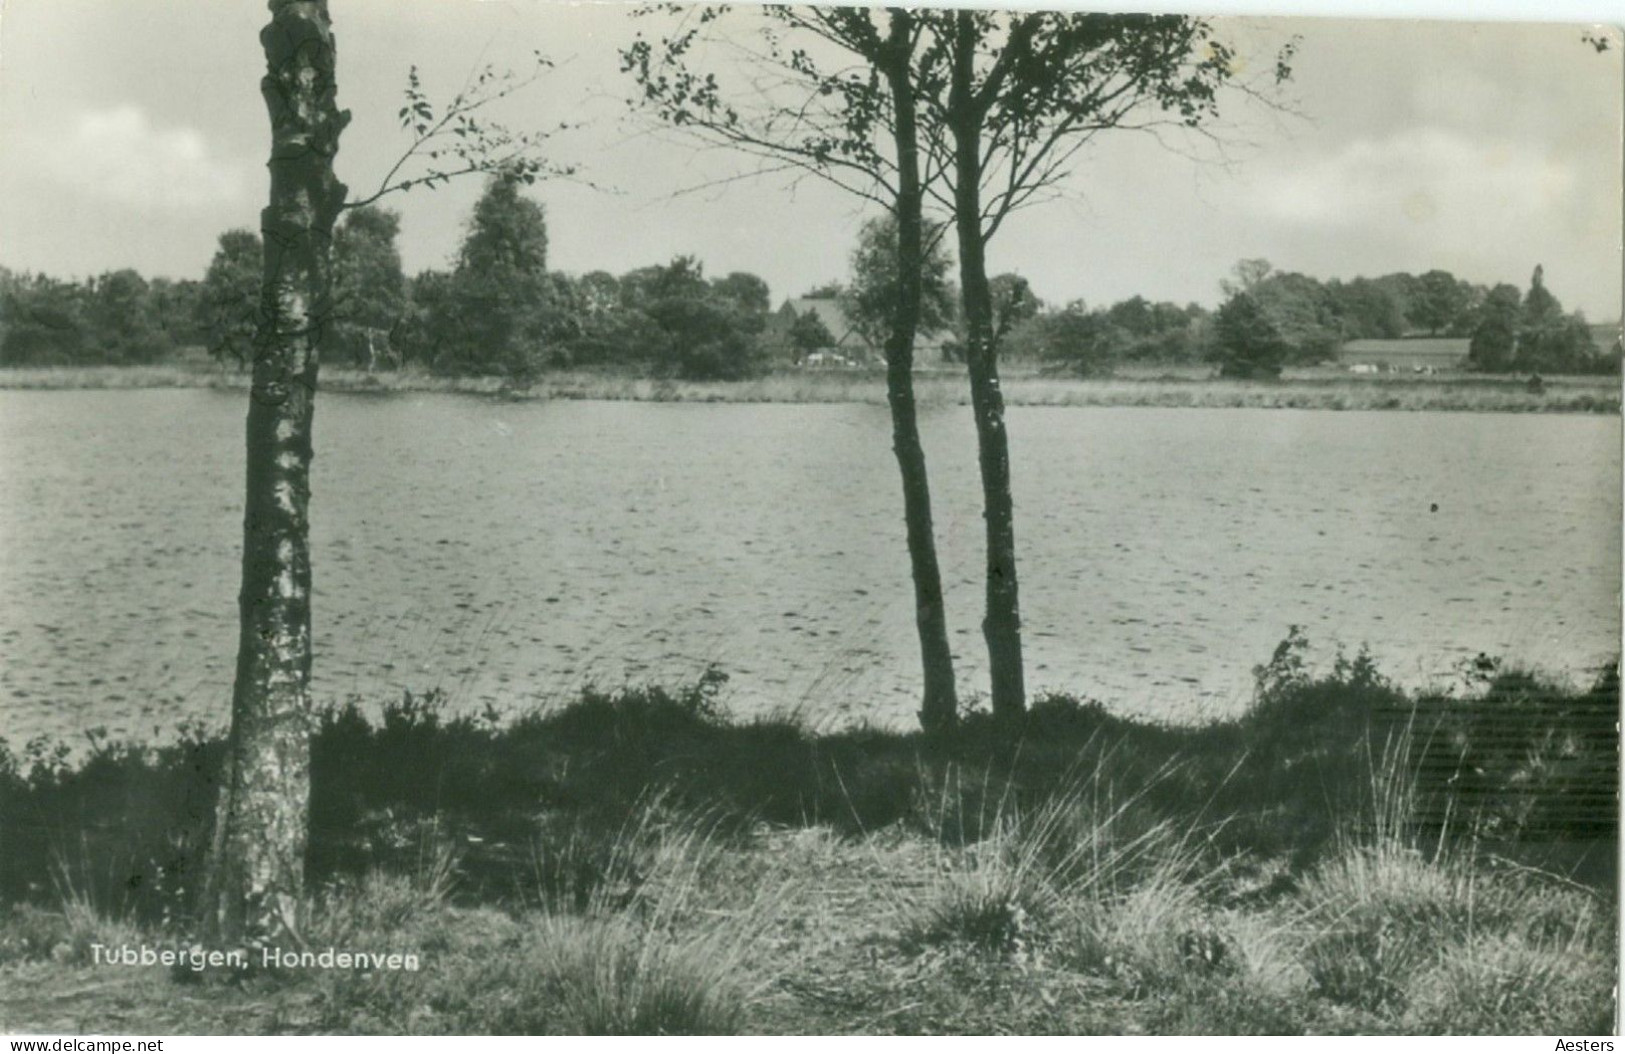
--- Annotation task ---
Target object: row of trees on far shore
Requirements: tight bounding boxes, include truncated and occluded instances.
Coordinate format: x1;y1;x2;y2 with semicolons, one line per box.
0;192;774;383
6;221;1615;379
1012;259;1618;378
0;267;203;365
187;183;778;382
1463;265;1612;375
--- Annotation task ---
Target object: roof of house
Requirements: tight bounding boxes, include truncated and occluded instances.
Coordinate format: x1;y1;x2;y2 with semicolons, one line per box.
781;298;862;348
1587;323;1623;351
1339;337;1470;364
776;297;954;352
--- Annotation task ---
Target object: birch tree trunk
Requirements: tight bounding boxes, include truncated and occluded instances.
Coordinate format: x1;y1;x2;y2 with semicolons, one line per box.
202;0;349;946
948;13;1026;725
882;11;958;736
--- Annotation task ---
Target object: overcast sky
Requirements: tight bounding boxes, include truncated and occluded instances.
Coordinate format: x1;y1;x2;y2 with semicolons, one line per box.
0;1;1620;319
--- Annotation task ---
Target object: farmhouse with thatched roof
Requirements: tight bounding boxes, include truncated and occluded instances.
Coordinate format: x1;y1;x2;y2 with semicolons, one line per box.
772;296;956;367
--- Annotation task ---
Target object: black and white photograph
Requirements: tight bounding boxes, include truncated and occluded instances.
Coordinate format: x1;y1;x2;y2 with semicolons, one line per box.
0;0;1619;1037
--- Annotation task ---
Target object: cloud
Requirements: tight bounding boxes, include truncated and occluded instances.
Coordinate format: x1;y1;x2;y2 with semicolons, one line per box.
35;105;247;211
1231;125;1619;316
1248;128;1578;229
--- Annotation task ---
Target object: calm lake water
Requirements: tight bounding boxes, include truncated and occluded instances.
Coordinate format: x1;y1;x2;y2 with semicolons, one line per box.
1;389;1618;743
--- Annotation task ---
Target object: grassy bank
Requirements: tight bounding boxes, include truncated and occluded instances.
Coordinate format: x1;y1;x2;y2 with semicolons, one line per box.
1;361;1617;413
0;644;1616;1034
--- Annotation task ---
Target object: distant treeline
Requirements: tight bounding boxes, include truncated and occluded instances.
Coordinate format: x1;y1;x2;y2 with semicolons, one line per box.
0;180;779;382
0;268;203;367
1003;259;1621;378
2;178;1618;379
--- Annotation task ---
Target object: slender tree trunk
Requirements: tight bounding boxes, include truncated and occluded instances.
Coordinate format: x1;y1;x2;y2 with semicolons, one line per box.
948;14;1025;725
203;0;349;946
882;12;958;736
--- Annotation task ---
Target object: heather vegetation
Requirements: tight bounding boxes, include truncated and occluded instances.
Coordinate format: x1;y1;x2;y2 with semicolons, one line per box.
1;638;1615;1034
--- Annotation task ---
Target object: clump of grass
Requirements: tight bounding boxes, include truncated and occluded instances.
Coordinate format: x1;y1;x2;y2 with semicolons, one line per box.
899;670;1616;1031
305;836;461;949
899;763;1076;955
1199;907;1311;998
901;755;1229;975
311;899;763;1035
525;912;757;1035
518;806;777;1035
1300;840;1612;1029
528;812;646;915
1297;727;1485;1012
1299;844;1465;1012
48;869;150;967
0;904;72;964
1294;724;1613;1031
1402;926;1616;1035
1065;870;1233;991
900;816;1055;957
1042;783;1249;991
528;793;729;918
308;798;775;1034
0;898;143;967
315;908;764;1035
0;847;155;967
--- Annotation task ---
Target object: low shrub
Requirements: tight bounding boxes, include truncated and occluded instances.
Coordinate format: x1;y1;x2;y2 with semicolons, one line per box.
1;639;1613;942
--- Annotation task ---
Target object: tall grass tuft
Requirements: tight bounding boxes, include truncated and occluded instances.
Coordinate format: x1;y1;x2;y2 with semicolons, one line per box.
1040;766;1239;989
1295;724;1613;1031
306;798;776;1034
524;911;757;1035
306;832;461;950
0;894;143;967
513;802;776;1034
902;753;1231;980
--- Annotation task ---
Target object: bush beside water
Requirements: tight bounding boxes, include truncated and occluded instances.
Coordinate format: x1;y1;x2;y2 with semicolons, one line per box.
0;638;1615;1034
